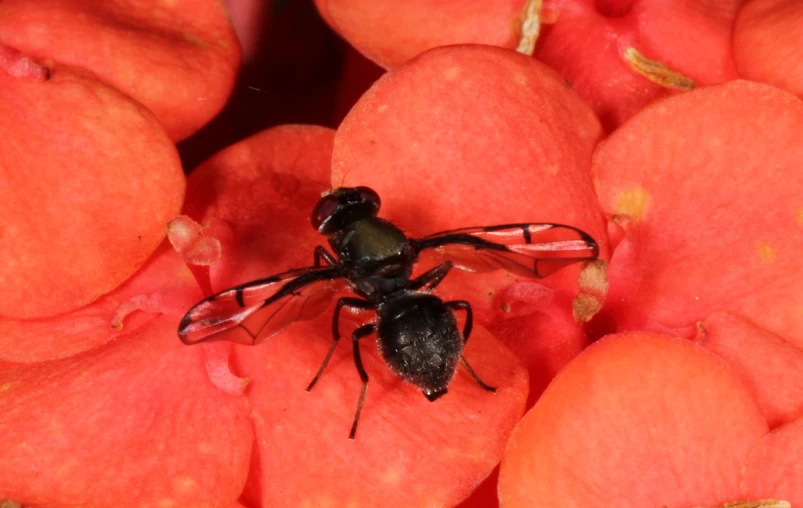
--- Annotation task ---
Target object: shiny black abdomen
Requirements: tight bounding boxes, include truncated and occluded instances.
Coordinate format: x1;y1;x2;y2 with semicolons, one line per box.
331;217;415;300
376;292;463;398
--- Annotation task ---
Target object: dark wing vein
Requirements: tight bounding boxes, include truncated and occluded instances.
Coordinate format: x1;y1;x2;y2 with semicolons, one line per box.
413;223;599;278
178;266;343;345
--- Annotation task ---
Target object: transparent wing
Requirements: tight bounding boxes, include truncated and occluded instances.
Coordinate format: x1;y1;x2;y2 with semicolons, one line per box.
413;223;599;278
178;266;344;345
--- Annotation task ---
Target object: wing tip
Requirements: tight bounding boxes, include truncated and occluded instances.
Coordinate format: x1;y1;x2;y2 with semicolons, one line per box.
577;229;600;260
178;314;199;345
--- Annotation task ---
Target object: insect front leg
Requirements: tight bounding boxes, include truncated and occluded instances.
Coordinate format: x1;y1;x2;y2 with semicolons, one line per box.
408;261;453;291
313;246;337;267
349;323;377;440
446;300;496;394
307;297;373;391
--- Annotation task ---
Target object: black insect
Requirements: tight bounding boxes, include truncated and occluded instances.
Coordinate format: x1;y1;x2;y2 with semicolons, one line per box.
178;186;599;438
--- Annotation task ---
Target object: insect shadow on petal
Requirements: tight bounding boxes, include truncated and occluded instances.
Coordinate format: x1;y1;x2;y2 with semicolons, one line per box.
179;187;599;438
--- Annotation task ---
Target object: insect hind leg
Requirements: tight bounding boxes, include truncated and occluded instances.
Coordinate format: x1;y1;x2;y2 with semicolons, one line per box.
445;300;473;343
460;357;497;393
446;300;496;394
306;297;373;391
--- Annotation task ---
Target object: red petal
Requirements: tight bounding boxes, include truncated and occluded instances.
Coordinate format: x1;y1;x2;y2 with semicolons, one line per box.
314;0;521;69
734;0;803;100
0;0;241;140
0;44;49;80
235;317;528;506
696;312;803;429
184;125;336;289
491;281;589;407
333;45;604;235
0;63;185;319
499;332;768;505
741;417;803;503
0;316;252;506
0;243;199;363
593;80;803;345
492;312;587;409
536;0;740;129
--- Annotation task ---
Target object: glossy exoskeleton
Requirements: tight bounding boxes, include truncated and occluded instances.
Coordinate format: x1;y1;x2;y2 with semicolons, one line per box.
178;186;599;438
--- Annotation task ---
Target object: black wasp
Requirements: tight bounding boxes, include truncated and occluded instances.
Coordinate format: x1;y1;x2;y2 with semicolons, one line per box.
178;186;598;438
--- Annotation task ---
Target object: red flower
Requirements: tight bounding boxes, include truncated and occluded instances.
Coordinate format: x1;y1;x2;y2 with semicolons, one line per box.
2;1;803;505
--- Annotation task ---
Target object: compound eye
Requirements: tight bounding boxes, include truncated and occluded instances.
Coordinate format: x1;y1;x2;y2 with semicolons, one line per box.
355;186;380;210
311;194;341;230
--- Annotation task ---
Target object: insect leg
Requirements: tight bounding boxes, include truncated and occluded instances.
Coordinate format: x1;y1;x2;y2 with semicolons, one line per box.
349;323;377;440
445;300;473;342
459;358;496;393
313;246;337;267
407;261;454;291
446;300;496;394
306;297;373;391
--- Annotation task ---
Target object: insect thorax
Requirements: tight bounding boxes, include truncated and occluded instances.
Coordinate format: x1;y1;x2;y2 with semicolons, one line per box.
334;217;415;295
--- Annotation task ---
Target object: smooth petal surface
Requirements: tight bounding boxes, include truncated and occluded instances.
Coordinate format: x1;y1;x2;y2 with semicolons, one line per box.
696;312;803;428
0;244;200;363
593;80;803;345
0;63;185;319
499;332;769;506
490;300;588;408
741;417;803;503
0;316;252;507
314;0;521;69
734;0;803;100
0;0;241;140
333;45;604;236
